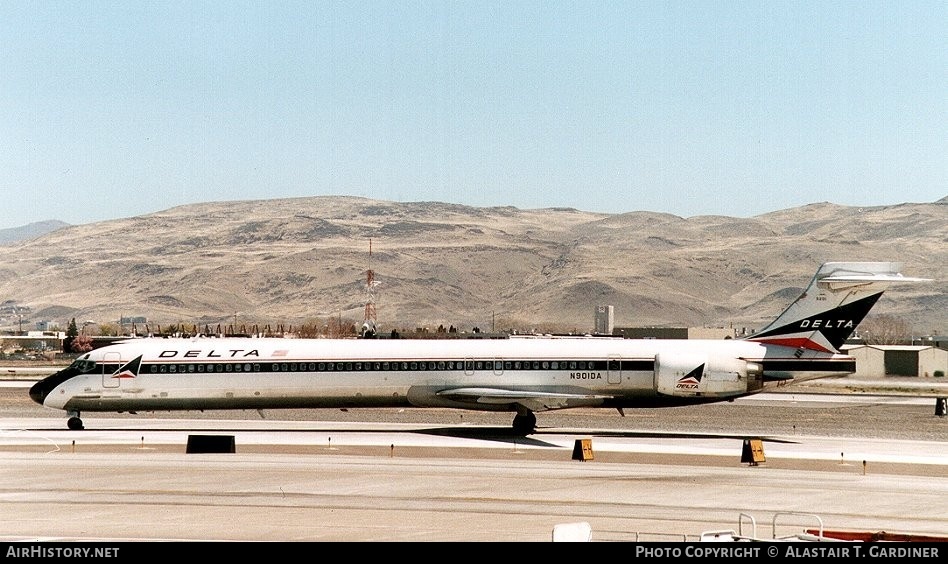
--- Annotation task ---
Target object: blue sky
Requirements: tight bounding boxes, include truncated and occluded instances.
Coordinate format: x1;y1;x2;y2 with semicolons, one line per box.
1;1;945;230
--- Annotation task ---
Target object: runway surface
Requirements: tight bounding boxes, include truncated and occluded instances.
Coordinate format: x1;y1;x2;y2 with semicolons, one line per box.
1;382;947;542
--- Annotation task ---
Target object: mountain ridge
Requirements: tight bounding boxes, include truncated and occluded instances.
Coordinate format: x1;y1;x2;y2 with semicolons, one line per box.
0;220;69;245
0;196;944;335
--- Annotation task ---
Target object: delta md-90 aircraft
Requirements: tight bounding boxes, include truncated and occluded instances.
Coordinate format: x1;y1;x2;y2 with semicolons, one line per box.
30;262;930;432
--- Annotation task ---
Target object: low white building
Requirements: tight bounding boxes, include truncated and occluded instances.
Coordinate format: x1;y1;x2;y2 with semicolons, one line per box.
842;345;948;379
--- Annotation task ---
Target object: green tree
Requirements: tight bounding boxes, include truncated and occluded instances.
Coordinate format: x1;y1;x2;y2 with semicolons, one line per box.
63;318;79;353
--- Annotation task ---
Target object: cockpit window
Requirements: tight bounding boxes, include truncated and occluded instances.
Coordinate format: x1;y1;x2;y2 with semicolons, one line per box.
69;356;97;373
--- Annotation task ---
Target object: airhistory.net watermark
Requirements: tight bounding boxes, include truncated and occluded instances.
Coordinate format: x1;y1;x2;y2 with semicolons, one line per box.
6;546;120;558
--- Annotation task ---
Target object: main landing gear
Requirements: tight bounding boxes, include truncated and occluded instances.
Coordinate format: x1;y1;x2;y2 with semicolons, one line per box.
512;411;536;435
67;411;84;430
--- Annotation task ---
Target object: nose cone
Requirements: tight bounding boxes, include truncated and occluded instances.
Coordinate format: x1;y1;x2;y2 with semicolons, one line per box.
29;379;49;405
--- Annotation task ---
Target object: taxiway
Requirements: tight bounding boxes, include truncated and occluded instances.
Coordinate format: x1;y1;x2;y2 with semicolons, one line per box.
1;382;946;542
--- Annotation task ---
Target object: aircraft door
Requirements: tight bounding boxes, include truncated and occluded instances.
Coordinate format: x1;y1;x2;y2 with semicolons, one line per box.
607;355;621;384
102;351;123;389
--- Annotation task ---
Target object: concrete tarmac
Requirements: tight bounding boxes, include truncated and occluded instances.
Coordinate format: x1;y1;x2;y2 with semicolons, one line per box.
1;383;947;542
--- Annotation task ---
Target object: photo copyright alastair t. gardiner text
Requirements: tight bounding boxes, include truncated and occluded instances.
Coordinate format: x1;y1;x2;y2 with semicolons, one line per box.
634;545;941;558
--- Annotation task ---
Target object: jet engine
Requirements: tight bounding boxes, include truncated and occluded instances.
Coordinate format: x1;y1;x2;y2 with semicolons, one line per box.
655;353;762;398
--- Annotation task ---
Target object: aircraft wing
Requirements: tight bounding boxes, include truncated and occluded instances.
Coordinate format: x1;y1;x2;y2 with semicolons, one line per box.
436;387;613;412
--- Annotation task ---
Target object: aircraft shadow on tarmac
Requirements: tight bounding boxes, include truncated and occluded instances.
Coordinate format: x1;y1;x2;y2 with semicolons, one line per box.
410;426;800;447
25;424;799;449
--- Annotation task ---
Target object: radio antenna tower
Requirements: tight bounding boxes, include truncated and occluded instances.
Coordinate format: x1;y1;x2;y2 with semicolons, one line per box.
362;238;379;337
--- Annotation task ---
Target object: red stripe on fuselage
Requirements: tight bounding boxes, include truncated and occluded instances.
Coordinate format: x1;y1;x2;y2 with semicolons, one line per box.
750;337;834;353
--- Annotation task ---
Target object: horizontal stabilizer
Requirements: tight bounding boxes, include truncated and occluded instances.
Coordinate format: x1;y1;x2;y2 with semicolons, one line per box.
819;266;931;288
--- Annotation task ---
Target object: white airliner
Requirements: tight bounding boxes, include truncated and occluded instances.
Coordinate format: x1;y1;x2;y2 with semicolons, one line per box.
30;262;930;432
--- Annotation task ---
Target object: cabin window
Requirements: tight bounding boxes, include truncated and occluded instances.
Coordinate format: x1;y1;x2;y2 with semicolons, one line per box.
159;365;167;373
197;364;204;373
234;363;242;372
541;362;549;370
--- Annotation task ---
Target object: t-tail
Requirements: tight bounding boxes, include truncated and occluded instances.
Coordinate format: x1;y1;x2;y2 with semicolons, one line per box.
746;262;931;353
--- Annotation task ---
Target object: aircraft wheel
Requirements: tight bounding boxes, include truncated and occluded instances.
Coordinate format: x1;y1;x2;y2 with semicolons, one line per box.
67;416;84;431
512;412;536;435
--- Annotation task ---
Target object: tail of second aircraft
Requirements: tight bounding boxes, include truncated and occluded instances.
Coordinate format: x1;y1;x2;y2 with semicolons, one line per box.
745;262;930;353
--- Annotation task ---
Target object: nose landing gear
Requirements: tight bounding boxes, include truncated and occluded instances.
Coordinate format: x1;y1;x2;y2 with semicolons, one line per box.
67;412;84;430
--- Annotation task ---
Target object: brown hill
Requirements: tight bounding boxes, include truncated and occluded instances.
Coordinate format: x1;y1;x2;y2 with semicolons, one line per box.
0;196;945;335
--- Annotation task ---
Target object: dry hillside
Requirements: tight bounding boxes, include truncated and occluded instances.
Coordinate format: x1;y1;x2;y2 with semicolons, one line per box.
0;196;945;335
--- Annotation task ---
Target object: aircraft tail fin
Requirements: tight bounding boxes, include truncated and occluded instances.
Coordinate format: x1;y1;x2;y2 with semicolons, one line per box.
746;262;930;353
